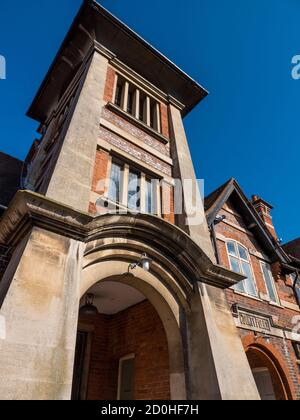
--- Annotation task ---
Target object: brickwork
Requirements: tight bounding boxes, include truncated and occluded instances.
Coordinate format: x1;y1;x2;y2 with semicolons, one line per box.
242;332;300;400
102;108;171;157
91;149;109;195
94;67;175;225
162;183;175;225
216;200;300;399
214;197;300;399
160;103;170;139
79;300;170;401
103;66;116;103
99;126;172;177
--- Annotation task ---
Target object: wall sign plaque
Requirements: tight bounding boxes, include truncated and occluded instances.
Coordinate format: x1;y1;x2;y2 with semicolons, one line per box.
238;310;271;333
231;304;284;338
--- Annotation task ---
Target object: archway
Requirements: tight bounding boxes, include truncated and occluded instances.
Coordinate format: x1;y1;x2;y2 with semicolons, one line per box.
72;256;188;401
72;280;172;400
246;346;292;400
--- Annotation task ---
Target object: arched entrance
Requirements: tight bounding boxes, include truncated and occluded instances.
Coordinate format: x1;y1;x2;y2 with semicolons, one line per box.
72;281;172;400
246;345;292;400
72;252;189;401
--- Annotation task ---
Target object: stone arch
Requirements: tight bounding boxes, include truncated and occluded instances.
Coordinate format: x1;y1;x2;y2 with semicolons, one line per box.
243;335;294;400
81;258;188;400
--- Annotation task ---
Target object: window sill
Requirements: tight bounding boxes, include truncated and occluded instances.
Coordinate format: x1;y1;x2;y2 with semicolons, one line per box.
106;102;169;145
95;195;159;217
233;290;262;303
233;290;285;309
268;301;284;309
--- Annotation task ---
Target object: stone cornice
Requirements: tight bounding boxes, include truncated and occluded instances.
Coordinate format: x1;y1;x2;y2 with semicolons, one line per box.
0;191;245;289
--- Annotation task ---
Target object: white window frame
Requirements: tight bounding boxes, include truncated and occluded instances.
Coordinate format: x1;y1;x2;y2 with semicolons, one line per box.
106;158;162;216
117;353;135;401
260;261;280;304
226;240;258;297
291;273;300;308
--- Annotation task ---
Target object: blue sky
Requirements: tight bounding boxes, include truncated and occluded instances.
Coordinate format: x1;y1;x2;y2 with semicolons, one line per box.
0;0;299;243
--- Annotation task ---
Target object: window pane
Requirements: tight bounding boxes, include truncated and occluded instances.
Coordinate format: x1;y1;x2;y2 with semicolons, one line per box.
262;263;277;303
119;358;135;400
238;245;249;261
230;256;245;293
128;171;140;211
241;261;257;297
227;242;237;257
115;84;123;107
234;280;245;293
150;102;158;130
145;180;153;214
108;163;122;203
139;96;145;121
230;256;241;274
127;90;134;115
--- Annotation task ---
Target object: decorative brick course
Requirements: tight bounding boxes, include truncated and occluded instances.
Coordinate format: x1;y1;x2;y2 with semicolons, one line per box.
102;108;171;157
99;126;172;177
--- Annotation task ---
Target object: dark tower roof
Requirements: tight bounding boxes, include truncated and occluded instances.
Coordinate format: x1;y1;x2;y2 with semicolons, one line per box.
27;0;208;124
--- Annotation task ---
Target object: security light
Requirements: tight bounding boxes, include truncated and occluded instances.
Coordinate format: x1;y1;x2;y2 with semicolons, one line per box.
128;253;152;273
214;215;226;225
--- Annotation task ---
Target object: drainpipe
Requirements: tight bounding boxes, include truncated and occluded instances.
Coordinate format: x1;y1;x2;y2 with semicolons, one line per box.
210;215;226;265
210;223;221;265
293;271;300;306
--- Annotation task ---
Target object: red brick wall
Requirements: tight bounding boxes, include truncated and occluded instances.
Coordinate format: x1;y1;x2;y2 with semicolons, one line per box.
162;183;175;225
242;332;300;400
214;198;300;399
103;67;116;103
79;300;170;401
260;213;277;240
91;149;109;195
252;201;277;240
160;103;170;139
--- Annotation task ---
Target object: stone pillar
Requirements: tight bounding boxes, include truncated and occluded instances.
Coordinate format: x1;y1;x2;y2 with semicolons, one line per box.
46;51;109;212
169;104;260;400
188;285;260;400
0;227;83;400
169;104;215;261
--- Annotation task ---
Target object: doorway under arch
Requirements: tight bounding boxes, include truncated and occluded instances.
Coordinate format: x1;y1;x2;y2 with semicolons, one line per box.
246;346;292;400
72;279;185;400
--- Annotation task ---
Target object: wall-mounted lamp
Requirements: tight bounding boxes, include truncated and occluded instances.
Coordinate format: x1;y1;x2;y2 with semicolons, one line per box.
128;253;152;273
214;215;226;225
79;293;99;317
